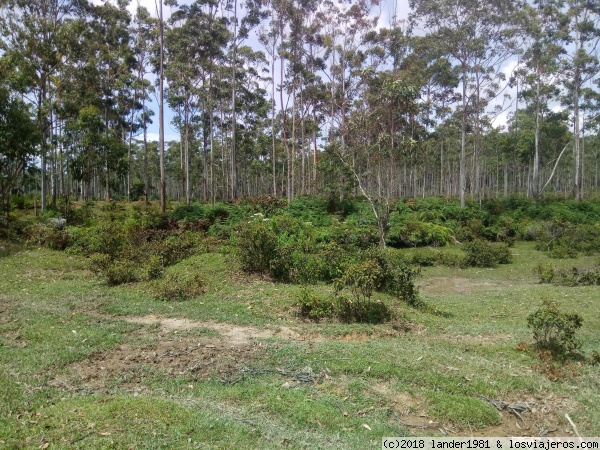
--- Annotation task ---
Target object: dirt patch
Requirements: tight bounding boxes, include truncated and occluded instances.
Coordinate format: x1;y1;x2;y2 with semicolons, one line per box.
419;277;505;295
52;315;304;393
371;382;425;416
52;332;268;393
470;393;578;437
122;314;300;345
369;383;577;437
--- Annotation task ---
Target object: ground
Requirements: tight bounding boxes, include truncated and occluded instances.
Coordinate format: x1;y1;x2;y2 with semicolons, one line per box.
0;242;598;449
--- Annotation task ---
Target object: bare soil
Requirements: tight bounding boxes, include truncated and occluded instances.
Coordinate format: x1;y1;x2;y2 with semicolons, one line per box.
371;382;577;437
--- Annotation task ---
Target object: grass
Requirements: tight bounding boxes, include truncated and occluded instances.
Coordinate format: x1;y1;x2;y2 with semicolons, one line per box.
0;240;599;448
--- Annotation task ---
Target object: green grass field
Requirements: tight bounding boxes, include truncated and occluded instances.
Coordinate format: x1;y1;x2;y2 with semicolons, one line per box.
0;241;599;449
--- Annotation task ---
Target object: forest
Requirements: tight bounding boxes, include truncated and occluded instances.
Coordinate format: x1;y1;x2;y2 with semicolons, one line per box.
1;0;599;215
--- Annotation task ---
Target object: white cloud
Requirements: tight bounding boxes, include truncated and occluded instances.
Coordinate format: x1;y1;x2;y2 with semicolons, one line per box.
145;132;180;143
491;112;509;129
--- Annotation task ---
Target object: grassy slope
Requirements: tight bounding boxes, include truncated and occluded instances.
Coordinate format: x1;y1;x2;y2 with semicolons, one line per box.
0;242;598;449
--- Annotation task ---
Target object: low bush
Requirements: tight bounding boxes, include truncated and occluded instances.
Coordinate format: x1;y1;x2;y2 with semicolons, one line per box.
408;248;464;268
296;287;336;321
534;263;600;286
233;220;277;274
22;222;69;250
151;272;205;301
104;260;140;286
295;286;392;324
338;248;422;308
462;240;512;267
386;220;454;248
527;299;583;358
336;295;392;324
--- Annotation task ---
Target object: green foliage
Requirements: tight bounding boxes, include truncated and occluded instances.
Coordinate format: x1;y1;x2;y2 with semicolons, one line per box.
233;220;277;274
408;248;463;267
287;196;332;226
295;287;336;321
99;259;141;286
295;285;392;324
22;221;69;250
548;244;578;259
534;263;600;286
336;295;392;324
528;221;600;257
333;259;384;302
151;272;205;301
170;203;232;228
462;240;512;267
243;194;288;217
527;299;583;358
333;248;422;308
533;263;558;284
145;255;164;280
387;219;453;248
67;221;126;258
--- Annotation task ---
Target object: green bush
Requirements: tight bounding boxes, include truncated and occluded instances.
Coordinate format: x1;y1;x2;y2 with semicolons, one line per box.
336;295;392;324
105;260;140;286
462;240;512;267
234;221;277;274
67;222;126;257
151;272;205;301
145;255;164;280
533;263;558;284
548;244;578;259
527;299;583;358
534;263;600;286
334;259;384;302
22;222;69;250
337;248;422;308
387;220;453;248
296;287;336;321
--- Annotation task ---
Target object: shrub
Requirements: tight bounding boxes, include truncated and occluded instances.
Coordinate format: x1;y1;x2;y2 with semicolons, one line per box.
296;287;336;321
151;272;205;301
245;195;288;217
145;255;164;280
527;299;583;358
387;220;453;248
333;259;384;302
336;295;392;324
67;222;126;257
534;263;600;286
339;248;422;308
102;259;140;286
548;244;578;259
462;240;512;267
22;222;69;250
409;248;439;266
533;263;558;284
234;221;277;273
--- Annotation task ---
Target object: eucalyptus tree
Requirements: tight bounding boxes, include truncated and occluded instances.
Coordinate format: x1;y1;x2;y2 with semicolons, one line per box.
514;0;564;200
560;0;600;200
127;5;157;202
228;0;267;201
409;0;519;207
74;0;135;201
0;83;41;216
0;0;81;211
